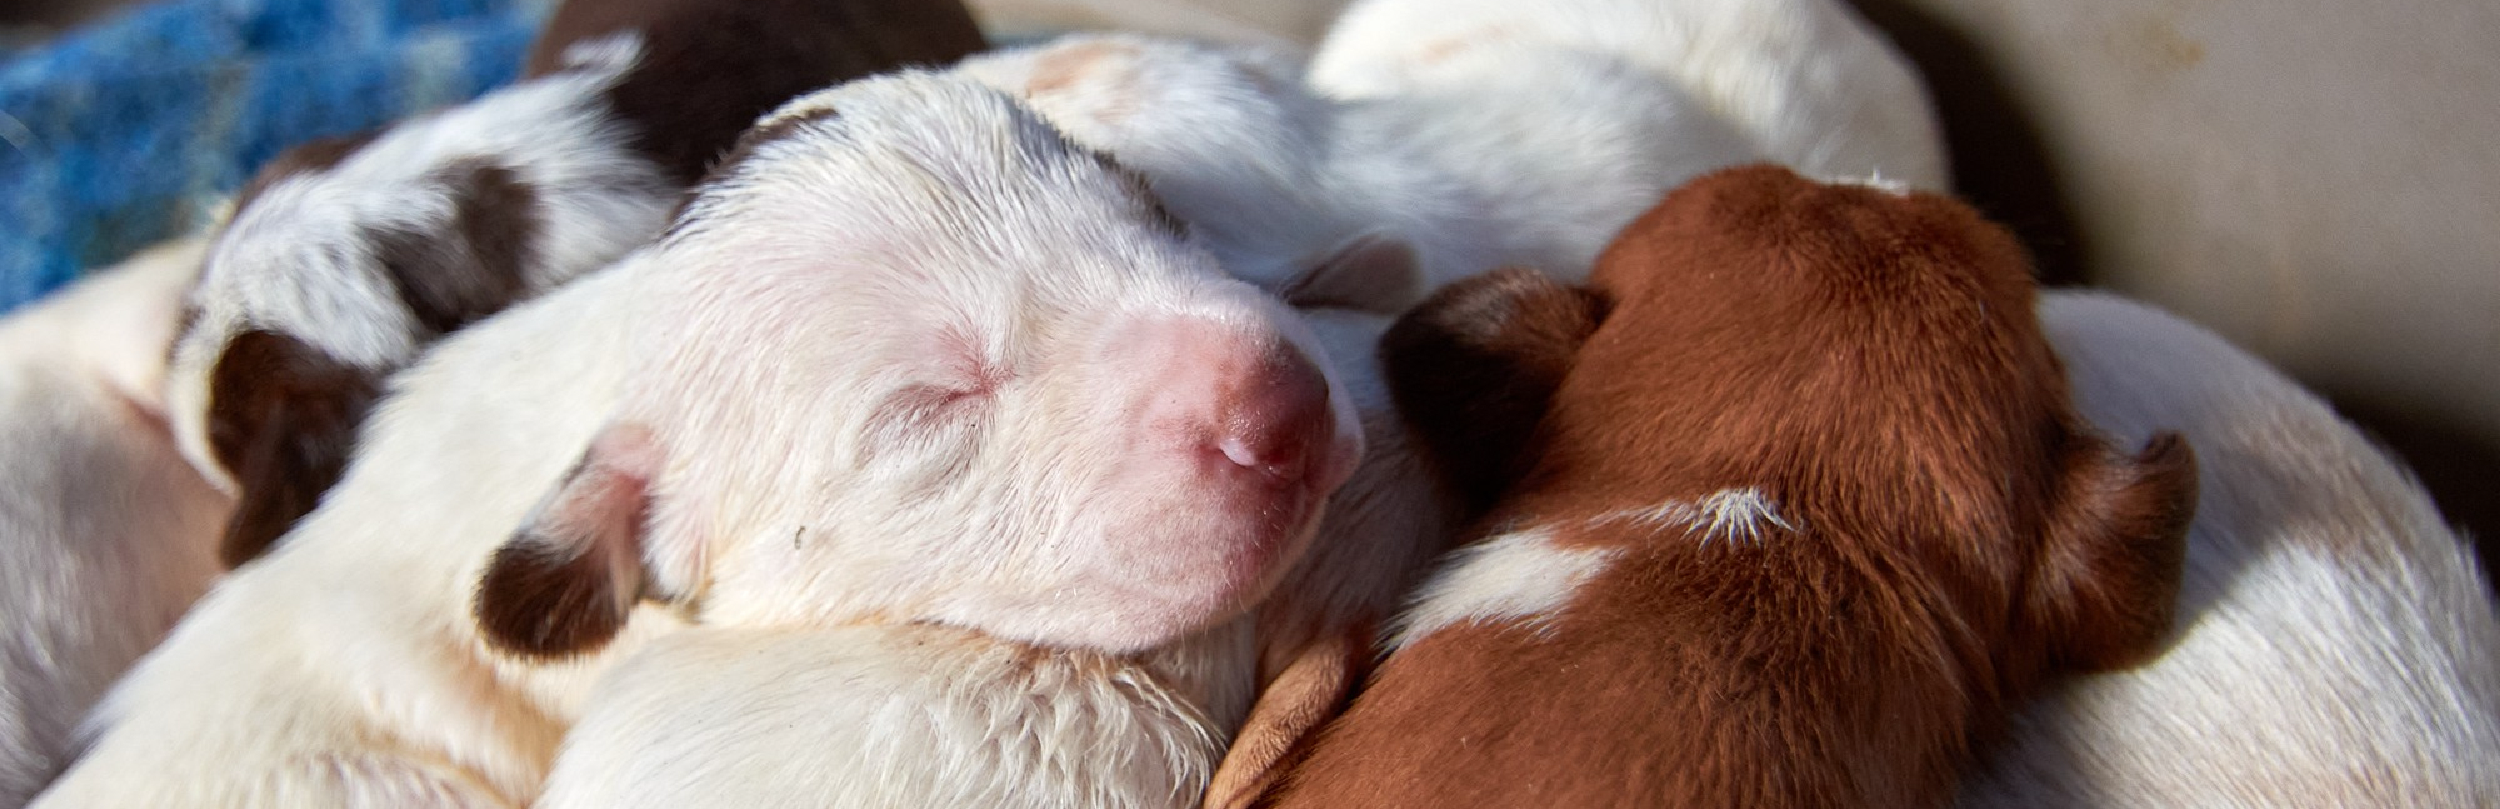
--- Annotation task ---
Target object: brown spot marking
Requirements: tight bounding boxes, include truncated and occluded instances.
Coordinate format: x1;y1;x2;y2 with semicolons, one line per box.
473;538;637;661
205;329;384;566
539;0;988;185
473;441;655;660
232;131;381;212
366;160;541;338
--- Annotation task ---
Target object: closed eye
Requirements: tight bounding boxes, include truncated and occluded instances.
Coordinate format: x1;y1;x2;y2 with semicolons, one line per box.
856;380;998;476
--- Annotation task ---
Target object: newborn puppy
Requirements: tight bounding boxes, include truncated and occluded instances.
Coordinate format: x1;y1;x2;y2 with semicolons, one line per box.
1308;0;1949;192
0;242;231;807
38;72;1361;809
166;0;986;567
1957;294;2500;807
1262;166;2196;807
958;37;1486;807
513;72;1368;809
965;19;1938;320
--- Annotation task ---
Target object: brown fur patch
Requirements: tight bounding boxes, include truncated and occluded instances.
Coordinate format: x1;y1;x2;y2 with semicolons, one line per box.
529;0;988;185
1267;166;2195;808
474;539;636;661
205;330;384;566
473;441;656;660
367;160;542;338
1380;266;1607;515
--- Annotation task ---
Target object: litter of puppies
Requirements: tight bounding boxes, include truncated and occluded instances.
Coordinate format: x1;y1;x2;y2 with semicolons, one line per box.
5;0;2491;806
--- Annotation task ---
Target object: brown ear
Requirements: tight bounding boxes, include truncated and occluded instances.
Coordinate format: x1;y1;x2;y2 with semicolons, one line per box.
1379;267;1608;513
1202;622;1373;809
473;425;663;660
2022;430;2199;672
205;330;384;567
1280;234;1423;315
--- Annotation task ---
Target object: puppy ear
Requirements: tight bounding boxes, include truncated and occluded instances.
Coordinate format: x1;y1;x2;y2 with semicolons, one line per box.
1203;622;1373;809
205;330;383;567
1279;234;1422;315
1379;267;1608;513
473;424;665;660
2022;430;2198;672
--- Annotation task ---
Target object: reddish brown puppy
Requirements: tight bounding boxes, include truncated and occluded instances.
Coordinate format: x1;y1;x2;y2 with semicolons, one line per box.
1261;165;2197;808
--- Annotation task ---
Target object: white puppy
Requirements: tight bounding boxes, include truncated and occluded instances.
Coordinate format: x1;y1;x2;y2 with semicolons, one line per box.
959;36;1498;807
1308;0;1948;193
164;0;986;568
1958;293;2500;807
964;19;1938;317
0;242;232;808
43;72;1361;808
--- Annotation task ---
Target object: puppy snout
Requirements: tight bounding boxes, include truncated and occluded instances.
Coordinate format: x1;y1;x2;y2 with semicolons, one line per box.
1211;347;1337;488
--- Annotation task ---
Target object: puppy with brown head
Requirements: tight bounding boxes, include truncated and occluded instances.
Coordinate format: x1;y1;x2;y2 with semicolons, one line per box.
1261;165;2197;808
166;0;986;568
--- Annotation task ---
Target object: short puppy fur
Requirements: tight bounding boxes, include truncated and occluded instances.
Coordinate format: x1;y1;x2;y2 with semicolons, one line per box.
1262;166;2196;808
165;0;986;567
472;72;1363;809
1958;293;2500;808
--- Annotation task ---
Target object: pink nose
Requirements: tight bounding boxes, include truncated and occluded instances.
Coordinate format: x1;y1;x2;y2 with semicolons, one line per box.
1210;347;1337;487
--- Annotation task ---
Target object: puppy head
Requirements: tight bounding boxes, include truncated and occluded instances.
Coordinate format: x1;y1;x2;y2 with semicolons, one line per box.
1544;164;2194;671
959;34;1420;312
474;73;1365;661
166;55;679;567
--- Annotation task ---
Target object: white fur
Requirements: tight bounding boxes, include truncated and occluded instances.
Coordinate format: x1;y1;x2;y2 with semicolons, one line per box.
961;34;1467;692
963;23;1934;314
0;241;232;807
1957;293;2500;807
330;72;1358;809
1308;0;1949;193
33;260;673;808
1387;526;1624;650
537;622;1258;809
164;38;674;491
1589;487;1798;546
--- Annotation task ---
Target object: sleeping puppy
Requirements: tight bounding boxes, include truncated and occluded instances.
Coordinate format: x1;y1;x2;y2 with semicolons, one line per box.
514;70;1369;809
959;36;1485;808
165;0;986;568
1957;293;2500;807
37;72;1359;809
0;241;231;808
1259;166;2194;807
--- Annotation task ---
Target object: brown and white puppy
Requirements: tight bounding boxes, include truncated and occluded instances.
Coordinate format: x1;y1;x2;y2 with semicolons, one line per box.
37;72;1359;808
1957;293;2500;807
1259;166;2196;808
0;242;232;808
164;0;986;568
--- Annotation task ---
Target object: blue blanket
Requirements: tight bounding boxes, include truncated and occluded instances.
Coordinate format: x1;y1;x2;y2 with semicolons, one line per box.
0;0;555;314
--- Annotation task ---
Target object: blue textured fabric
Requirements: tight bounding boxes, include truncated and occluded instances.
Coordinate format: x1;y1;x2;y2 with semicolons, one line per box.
0;0;556;314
